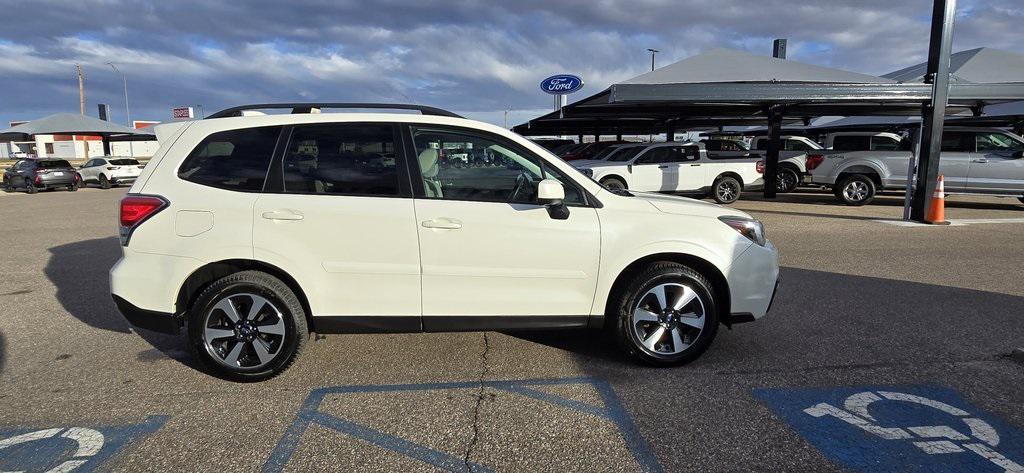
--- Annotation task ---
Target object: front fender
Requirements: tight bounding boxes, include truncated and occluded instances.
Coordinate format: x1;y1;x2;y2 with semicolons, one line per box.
589;237;750;317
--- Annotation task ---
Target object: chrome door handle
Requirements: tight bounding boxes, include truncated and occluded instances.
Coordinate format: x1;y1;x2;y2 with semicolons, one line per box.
261;210;304;221
422;218;462;230
972;159;988;163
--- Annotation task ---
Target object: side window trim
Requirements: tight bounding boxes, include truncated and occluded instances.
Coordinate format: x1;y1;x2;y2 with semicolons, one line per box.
404;124;591;207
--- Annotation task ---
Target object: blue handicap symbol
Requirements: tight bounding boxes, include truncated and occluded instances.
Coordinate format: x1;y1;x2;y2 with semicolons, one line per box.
754;385;1024;472
0;415;167;472
263;377;662;473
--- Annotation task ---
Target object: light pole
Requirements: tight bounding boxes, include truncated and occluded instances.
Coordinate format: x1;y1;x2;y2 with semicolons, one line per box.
107;62;130;127
646;48;659;71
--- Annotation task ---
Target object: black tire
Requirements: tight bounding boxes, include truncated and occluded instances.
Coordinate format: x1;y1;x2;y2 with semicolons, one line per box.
25;180;37;194
712;176;742;204
600;176;627;190
834;174;875;206
1;177;10;192
612;262;719;366
76;174;86;188
99;174;111;189
67;180;78;192
776;167;800;193
187;271;308;381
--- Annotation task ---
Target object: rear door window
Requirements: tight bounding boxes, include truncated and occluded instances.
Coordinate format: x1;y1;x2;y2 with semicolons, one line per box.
282;123;400;196
831;136;871;151
178;126;282;191
940;132;972;152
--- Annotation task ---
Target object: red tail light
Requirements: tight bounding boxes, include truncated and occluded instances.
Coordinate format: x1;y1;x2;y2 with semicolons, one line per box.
119;195;167;245
756;160;765;174
806;154;824;171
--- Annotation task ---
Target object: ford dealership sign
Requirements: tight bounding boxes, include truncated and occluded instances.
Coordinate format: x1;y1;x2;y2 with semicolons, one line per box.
540;75;584;95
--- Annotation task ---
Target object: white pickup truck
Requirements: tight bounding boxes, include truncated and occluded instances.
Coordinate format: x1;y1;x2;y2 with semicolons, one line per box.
810;127;1024;205
573;141;764;204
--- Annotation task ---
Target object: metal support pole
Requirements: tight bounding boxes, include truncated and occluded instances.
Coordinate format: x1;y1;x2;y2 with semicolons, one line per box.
616;133;622;141
666;125;675;142
763;105;782;198
910;0;957;222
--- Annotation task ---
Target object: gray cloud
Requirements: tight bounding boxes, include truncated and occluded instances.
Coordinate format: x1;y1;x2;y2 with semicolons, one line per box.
0;0;1021;126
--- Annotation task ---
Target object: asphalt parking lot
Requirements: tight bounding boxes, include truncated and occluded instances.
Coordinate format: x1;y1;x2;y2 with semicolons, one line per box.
1;186;1022;472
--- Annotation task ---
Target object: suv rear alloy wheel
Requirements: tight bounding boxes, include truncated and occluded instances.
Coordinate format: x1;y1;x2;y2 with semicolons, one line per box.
613;262;719;366
99;174;111;190
188;271;307;381
712;176;741;204
835;174;875;206
25;180;37;194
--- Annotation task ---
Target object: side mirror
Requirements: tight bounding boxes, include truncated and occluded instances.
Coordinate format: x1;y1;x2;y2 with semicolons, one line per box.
537;178;569;220
627;164;633;173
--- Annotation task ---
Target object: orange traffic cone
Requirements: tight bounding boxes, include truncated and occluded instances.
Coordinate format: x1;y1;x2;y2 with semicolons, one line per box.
925;175;948;225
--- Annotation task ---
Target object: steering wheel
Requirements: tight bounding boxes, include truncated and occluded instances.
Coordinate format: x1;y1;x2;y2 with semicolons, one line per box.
508;171;533;203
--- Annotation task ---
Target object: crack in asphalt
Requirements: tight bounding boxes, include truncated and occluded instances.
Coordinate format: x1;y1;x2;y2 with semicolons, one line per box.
463;332;490;472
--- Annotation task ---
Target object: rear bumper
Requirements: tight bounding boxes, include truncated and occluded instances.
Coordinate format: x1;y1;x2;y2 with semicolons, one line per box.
112;294;181;334
37;175;75;187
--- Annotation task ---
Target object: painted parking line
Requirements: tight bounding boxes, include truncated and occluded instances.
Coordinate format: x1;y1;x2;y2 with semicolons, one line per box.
0;415;167;472
873;218;1024;227
755;386;1024;472
263;377;662;473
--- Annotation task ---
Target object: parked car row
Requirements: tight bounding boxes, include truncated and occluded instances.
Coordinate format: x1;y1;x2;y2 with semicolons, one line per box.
1;156;144;193
572;142;764;204
810;127;1024;206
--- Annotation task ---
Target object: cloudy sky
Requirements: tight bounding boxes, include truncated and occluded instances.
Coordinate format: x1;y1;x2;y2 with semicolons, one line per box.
0;0;1021;128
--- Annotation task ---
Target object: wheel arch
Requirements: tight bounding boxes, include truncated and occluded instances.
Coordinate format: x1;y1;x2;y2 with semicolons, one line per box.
835;165;882;187
598;174;628;188
604;252;732;328
175;259;315;332
714;171;744;188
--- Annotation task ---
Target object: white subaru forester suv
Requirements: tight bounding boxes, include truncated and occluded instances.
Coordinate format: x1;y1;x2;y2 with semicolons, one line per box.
111;104;779;381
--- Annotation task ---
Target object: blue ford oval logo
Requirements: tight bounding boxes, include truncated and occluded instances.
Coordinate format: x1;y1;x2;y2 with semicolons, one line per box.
540;74;584;95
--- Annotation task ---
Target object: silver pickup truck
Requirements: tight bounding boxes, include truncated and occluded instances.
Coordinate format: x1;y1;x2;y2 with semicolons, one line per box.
810;127;1024;205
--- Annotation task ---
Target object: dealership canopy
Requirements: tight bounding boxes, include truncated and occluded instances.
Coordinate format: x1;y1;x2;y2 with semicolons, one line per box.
0;113;155;138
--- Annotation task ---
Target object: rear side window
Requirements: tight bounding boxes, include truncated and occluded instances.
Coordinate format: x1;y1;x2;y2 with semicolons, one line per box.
832;136;871;151
282;123;399;196
178;126;281;191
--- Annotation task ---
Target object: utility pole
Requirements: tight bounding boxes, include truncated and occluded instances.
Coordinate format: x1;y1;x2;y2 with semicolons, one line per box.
647;48;659;71
76;64;86;115
503;109;509;129
107;62;131;126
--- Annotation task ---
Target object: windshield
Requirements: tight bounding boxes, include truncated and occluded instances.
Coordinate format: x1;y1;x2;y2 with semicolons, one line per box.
608;145;646;162
110;158;140;166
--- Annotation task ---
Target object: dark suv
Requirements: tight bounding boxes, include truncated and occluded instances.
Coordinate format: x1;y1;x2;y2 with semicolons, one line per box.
2;159;80;193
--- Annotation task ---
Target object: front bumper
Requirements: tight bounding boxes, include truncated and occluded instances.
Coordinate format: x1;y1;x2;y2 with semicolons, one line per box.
726;240;780;320
112;294;181;334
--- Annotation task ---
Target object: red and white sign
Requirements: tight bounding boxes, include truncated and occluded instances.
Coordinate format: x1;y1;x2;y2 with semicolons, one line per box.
133;120;160;129
171;107;194;120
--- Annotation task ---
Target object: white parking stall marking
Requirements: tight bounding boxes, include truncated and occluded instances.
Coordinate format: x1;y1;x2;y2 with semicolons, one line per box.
874;218;1024;227
803;390;1024;472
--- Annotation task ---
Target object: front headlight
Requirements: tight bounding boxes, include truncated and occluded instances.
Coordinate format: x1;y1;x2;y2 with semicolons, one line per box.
718;216;766;246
